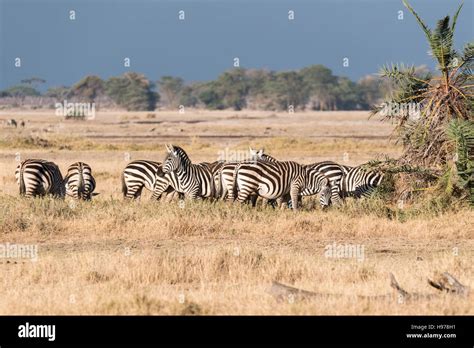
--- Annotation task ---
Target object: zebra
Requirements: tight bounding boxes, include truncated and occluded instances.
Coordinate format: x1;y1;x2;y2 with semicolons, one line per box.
338;165;384;199
121;160;163;199
64;162;97;200
215;147;277;202
304;161;352;206
152;159;224;201
15;159;65;198
6;119;17;128
231;160;330;211
162;144;215;199
151;169;184;201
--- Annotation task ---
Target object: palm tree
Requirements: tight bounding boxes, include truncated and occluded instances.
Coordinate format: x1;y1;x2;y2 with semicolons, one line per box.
372;0;473;168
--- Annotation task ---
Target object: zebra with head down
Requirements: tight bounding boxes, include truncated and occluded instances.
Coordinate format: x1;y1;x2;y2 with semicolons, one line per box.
15;159;65;198
231;159;331;211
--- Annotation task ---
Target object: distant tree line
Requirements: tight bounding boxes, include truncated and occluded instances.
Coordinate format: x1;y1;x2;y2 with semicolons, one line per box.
0;64;403;111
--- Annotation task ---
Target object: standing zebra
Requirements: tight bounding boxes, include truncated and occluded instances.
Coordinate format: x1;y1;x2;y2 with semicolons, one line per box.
231;160;330;211
215;147;277;201
15;159;65;198
153;159;223;201
64;162;97;200
305;161;352;206
162;144;215;199
6;119;17;128
121;160;164;199
338;165;384;199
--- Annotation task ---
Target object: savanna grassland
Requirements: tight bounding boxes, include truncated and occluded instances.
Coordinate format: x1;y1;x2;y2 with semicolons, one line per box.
0;110;472;315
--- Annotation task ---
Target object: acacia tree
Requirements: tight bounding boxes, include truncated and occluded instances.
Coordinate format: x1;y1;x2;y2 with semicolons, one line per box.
70;75;104;104
105;72;157;111
157;76;184;108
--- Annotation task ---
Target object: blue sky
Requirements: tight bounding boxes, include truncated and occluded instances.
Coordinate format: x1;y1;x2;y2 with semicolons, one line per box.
0;0;472;91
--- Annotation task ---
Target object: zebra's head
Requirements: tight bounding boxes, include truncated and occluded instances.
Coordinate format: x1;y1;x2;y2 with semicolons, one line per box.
304;167;332;205
249;147;264;159
319;179;332;208
163;144;190;173
249;147;277;163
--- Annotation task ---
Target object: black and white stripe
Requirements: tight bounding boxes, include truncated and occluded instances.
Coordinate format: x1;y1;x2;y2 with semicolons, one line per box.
15;159;65;198
151;169;183;201
64;162;97;200
231;160;329;210
121;160;162;199
304;161;352;206
162;144;215;199
215;148;277;201
338;165;384;199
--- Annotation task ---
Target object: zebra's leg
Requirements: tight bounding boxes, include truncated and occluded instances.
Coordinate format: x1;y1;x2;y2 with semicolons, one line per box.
236;188;251;205
123;184;140;199
290;185;300;211
331;186;342;206
249;194;258;207
133;186;144;199
225;182;234;202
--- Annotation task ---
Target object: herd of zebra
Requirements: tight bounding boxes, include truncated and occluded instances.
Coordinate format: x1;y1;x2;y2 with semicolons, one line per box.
14;144;384;210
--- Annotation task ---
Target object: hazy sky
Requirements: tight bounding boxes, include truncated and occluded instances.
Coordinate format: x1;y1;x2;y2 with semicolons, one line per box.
0;0;472;91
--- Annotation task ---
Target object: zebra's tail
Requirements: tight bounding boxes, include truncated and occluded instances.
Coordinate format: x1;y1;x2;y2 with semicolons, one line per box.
77;164;85;199
19;162;26;196
230;163;241;202
121;171;128;198
215;168;223;199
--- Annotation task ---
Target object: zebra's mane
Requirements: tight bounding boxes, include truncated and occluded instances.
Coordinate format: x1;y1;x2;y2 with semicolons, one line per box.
259;153;277;162
168;145;192;165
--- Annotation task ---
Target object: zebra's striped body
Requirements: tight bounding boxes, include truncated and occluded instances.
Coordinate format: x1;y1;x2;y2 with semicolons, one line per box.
64;162;96;200
215;148;277;201
7;119;17;128
121;160;162;199
338;165;384;199
304;161;352;206
153;160;224;200
162;144;215;199
15;159;65;198
152;170;184;201
231;160;327;210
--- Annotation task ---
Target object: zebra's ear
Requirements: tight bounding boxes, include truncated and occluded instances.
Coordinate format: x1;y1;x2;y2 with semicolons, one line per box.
165;144;172;153
257;149;264;157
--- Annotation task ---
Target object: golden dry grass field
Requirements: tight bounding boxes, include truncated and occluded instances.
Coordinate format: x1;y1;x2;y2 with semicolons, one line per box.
0;109;472;315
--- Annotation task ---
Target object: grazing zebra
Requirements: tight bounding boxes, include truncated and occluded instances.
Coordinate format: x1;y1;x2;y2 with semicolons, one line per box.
215;147;277;201
64;162;97;200
231;160;330;211
338;165;384;199
6;119;17;128
15;159;65;198
162;144;215;199
121;160;162;199
305;161;352;206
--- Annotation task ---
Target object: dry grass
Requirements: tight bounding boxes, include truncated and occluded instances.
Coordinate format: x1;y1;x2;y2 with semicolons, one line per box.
0;110;472;315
